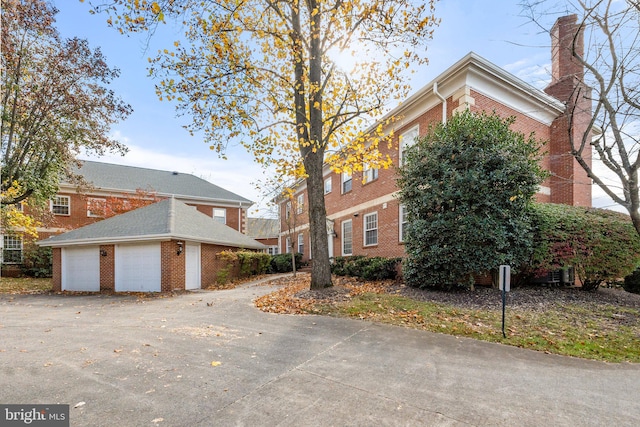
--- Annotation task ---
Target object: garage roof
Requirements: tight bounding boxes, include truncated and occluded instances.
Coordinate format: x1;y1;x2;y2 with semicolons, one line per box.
38;197;265;249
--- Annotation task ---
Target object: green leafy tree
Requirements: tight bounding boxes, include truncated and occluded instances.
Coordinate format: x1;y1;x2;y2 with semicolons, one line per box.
89;0;438;289
1;0;131;210
397;111;547;290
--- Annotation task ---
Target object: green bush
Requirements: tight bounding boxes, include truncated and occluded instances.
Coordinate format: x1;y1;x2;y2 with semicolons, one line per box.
270;253;303;273
331;256;401;280
623;268;640;294
397;111;546;290
20;246;52;278
529;203;640;291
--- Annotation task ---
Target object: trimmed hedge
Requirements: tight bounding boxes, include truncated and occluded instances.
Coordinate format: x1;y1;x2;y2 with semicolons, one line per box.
331;256;402;281
529;203;640;291
216;250;271;284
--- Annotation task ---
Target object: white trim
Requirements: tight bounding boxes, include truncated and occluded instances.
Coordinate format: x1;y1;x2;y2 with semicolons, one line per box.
363;212;378;246
341;219;353;256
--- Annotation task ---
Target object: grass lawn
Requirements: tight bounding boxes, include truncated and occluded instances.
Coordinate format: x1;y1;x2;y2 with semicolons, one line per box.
0;277;52;293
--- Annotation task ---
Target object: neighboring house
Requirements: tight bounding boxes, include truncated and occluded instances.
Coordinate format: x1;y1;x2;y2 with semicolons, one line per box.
2;160;254;273
278;15;593;262
246;218;279;255
37;197;265;292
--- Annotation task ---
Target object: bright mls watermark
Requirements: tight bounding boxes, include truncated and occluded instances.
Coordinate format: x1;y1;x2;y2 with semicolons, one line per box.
1;405;69;426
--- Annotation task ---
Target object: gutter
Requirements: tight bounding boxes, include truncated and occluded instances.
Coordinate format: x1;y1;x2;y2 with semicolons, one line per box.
433;82;447;124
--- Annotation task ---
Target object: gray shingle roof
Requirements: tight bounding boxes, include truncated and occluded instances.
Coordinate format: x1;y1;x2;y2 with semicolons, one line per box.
246;218;279;238
38;198;265;249
69;160;252;205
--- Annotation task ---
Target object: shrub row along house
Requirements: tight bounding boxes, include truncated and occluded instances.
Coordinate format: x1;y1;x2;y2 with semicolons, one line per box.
2;160;268;291
278;15;593;265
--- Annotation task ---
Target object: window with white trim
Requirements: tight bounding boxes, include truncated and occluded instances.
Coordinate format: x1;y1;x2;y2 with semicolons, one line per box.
362;163;378;184
342;171;352;193
342;220;352;256
285;237;291;253
3;235;23;264
399;204;408;242
399;126;419;166
324;177;332;194
87;198;106;217
267;246;279;255
285;201;291;220
296;194;304;214
213;208;226;224
364;212;378;246
297;233;304;255
51;195;70;215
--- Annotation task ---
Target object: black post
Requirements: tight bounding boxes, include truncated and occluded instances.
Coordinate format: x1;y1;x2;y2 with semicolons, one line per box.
502;284;506;338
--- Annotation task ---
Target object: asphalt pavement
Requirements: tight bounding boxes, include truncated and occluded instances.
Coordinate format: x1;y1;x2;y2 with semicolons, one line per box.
1;276;639;426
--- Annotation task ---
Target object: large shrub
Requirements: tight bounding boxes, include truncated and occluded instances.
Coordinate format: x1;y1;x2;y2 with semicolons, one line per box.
331;256;401;280
529;203;640;291
623;268;640;294
397;111;546;290
20;245;52;278
269;253;303;273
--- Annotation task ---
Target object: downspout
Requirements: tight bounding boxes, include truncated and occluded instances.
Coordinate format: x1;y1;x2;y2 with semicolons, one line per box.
238;203;242;233
433;82;447;124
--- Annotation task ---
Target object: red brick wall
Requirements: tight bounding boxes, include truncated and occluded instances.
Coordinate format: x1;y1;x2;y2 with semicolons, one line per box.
161;240;185;292
201;244;243;287
99;245;115;291
52;248;61;292
33;193;246;235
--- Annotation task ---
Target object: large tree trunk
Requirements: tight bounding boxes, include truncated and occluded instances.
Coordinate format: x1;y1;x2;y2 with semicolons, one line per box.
304;149;332;289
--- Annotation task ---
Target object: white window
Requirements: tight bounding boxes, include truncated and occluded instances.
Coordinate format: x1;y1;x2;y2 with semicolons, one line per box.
3;235;23;264
364;212;378;246
324;177;332;194
285;201;292;220
362;163;378;184
87;198;106;217
285;237;291;253
399;126;419;166
51;195;70;215
267;246;279;255
213;208;226;224
399;205;408;242
342;220;353;256
342;171;352;193
296;194;304;214
297;233;304;255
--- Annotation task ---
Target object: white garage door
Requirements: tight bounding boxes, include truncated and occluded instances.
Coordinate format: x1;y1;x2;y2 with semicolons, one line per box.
115;244;161;292
62;246;100;291
185;242;201;290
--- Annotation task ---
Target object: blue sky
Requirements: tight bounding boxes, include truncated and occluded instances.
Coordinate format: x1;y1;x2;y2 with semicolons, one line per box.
50;1;616;214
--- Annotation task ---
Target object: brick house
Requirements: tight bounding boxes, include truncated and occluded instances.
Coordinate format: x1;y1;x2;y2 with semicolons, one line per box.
278;15;592;263
2;160;254;273
37;197;265;292
246;218;279;255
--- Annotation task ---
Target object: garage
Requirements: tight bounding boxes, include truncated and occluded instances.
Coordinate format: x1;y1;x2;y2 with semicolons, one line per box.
62;246;100;291
115;243;161;292
38;198;265;292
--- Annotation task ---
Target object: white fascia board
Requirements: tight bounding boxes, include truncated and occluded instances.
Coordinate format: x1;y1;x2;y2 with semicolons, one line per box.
37;234;173;247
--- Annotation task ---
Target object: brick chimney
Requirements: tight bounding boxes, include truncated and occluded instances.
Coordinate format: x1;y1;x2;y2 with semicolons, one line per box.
544;14;592;207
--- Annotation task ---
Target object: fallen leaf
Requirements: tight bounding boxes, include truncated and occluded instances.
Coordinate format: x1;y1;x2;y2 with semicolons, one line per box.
152;418;164;423
74;402;85;408
211;361;222;367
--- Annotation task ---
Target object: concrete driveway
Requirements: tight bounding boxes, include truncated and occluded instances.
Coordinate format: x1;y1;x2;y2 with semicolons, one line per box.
1;276;639;426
